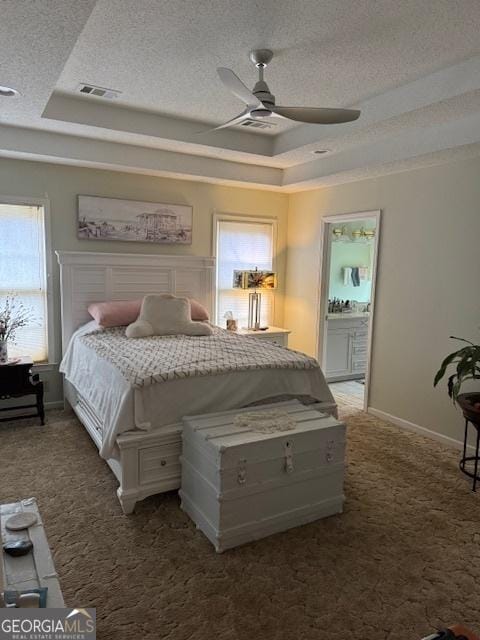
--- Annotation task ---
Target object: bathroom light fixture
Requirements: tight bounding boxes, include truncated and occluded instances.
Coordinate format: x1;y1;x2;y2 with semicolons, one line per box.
332;225;347;240
0;86;18;97
332;225;375;243
352;227;376;242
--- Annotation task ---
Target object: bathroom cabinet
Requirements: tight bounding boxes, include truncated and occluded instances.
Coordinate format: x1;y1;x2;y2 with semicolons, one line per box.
325;316;369;382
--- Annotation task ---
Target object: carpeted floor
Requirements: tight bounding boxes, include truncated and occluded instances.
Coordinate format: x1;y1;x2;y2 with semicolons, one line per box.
1;401;479;640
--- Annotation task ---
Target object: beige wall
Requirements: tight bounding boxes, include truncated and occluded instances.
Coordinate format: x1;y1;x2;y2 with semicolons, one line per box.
0;158;288;404
2;154;478;443
285;156;480;443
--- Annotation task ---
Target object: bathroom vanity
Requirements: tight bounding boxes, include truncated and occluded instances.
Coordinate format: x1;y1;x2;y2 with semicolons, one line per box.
325;313;369;381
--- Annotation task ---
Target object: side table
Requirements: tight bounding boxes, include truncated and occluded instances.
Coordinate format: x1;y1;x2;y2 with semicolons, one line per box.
0;357;45;425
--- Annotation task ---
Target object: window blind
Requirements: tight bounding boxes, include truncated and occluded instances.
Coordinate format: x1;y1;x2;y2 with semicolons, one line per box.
216;220;274;327
0;204;48;362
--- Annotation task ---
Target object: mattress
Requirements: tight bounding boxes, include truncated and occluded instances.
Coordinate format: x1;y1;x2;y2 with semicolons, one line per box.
60;322;335;459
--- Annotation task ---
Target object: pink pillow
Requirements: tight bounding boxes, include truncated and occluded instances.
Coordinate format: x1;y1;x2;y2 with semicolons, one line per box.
88;297;209;327
88;299;141;328
190;298;209;321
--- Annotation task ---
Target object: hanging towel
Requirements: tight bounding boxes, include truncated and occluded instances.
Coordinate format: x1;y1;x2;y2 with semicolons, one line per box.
351;267;360;286
358;267;369;281
343;267;352;285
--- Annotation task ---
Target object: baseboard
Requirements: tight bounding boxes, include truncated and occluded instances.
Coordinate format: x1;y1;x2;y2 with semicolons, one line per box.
45;400;64;410
367;406;476;453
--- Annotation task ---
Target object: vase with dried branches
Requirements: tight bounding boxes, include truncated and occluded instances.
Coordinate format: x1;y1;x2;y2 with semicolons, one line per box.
0;295;35;364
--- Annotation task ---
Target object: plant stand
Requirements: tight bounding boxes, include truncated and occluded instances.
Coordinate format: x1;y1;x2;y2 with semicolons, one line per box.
458;393;480;492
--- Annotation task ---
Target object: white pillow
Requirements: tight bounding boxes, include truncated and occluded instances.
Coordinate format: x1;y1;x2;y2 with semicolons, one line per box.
125;294;213;338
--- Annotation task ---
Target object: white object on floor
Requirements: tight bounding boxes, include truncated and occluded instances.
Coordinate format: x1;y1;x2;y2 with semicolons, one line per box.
0;498;64;606
179;400;346;553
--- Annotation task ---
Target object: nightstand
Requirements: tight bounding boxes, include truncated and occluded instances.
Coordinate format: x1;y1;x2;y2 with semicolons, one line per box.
235;326;291;347
0;357;45;425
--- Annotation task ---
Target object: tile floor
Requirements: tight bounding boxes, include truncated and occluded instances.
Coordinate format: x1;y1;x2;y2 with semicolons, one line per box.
329;379;365;410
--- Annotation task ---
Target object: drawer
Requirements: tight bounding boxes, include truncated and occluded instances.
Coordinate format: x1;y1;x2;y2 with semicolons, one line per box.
259;335;287;347
327;319;360;330
354;329;368;339
139;443;181;484
352;359;367;372
352;342;367;356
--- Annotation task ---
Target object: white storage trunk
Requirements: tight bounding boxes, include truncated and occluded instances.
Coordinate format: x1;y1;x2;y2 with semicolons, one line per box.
179;400;346;552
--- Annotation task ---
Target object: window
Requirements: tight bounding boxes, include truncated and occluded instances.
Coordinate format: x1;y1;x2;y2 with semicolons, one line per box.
0;203;49;362
215;217;275;327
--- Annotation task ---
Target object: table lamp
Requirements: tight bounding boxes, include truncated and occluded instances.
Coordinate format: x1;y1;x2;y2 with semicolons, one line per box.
232;268;276;330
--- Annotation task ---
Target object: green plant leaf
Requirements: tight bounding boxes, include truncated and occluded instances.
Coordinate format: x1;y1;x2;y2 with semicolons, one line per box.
450;336;475;345
447;373;456;399
434;346;472;387
452;379;463;403
435;337;479;402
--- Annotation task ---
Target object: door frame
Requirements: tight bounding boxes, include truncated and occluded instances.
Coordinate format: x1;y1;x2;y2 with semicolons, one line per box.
317;209;381;411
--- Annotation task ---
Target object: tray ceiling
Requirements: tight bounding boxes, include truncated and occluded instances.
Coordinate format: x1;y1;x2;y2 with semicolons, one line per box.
1;0;480;190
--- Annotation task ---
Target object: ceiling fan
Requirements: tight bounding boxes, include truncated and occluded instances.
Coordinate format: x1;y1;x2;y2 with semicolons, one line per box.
206;49;361;132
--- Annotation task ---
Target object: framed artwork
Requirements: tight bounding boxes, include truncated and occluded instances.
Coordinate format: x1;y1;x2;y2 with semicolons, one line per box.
77;195;192;245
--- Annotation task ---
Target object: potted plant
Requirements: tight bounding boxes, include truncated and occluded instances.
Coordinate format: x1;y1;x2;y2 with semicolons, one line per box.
0;295;34;364
434;336;480;421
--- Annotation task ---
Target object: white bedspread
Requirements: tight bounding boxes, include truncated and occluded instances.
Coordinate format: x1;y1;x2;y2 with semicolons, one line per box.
60;323;334;459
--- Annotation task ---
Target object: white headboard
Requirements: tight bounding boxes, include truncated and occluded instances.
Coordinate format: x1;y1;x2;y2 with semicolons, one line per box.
56;251;216;353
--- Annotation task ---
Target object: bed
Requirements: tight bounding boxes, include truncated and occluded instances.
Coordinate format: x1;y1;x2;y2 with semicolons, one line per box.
57;251;336;514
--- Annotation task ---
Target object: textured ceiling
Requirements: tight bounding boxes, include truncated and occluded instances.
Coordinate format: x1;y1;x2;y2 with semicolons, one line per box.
56;0;480;131
281;89;480;167
0;0;97;123
1;0;480;189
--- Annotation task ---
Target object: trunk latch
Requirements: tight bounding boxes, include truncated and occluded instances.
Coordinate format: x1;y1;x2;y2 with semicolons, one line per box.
284;440;294;473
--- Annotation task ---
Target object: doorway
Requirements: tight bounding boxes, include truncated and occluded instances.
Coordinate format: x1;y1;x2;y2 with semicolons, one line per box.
317;210;381;411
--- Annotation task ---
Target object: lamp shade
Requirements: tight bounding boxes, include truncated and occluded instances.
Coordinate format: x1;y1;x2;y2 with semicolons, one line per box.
233;269;277;290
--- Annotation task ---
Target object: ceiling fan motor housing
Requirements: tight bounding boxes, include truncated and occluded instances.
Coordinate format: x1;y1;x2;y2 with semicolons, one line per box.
249;49;274;67
250;108;274;119
252;80;275;112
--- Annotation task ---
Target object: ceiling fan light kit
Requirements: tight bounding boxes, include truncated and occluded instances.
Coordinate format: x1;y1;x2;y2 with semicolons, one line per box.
207;49;361;132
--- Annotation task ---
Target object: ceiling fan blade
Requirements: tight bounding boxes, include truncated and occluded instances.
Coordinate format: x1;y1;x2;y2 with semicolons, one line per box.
271;106;361;124
217;67;262;108
197;109;250;134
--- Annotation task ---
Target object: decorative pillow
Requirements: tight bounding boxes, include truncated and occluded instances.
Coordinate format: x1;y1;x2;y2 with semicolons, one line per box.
190;298;209;321
88;299;141;328
125;294;213;338
89;297;208;326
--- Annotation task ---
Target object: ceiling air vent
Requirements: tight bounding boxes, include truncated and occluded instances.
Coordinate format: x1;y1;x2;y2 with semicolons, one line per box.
239;119;277;130
76;83;121;100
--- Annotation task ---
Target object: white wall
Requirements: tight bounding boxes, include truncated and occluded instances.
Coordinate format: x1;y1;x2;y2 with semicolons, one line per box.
0;158;288;404
285;156;480;443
